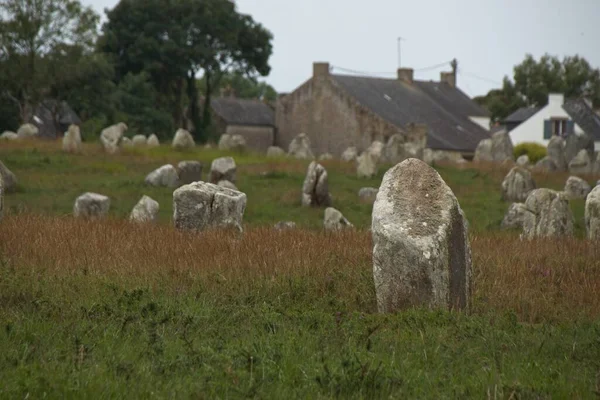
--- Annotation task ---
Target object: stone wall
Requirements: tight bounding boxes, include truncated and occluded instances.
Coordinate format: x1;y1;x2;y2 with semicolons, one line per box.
275;73;425;156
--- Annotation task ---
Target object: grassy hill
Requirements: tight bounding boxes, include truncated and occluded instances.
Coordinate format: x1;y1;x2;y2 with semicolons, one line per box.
1;140;599;398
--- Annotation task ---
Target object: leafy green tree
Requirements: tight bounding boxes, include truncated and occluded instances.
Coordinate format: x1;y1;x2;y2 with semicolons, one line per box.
99;0;273;141
476;54;600;122
197;71;277;103
0;0;100;122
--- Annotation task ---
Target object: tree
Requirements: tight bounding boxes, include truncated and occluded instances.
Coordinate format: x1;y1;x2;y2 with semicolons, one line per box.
196;71;277;102
99;0;273;141
0;0;100;122
476;54;600;122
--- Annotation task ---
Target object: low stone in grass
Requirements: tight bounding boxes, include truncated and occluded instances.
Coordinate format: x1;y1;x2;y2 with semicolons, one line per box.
73;192;110;218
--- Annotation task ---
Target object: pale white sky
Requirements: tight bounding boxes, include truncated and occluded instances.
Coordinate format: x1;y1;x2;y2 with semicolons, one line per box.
83;0;600;98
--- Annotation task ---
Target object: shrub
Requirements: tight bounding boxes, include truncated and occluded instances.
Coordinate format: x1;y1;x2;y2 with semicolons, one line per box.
514;142;547;163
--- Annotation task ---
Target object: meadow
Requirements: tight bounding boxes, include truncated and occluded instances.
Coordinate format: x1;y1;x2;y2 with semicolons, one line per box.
1;140;599;398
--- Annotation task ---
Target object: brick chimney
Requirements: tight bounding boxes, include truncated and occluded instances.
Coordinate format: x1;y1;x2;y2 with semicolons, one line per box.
440;59;458;88
313;62;330;78
397;68;414;84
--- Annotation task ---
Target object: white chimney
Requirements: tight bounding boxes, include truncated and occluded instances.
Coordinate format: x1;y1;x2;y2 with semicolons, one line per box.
548;93;564;105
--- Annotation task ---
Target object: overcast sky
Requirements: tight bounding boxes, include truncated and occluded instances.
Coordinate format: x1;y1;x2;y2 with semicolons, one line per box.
83;0;600;98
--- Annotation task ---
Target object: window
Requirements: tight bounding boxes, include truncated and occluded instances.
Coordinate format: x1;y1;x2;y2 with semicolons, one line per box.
544;118;574;139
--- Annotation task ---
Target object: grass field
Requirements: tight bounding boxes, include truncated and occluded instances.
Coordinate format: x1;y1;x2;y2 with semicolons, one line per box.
1;140;600;398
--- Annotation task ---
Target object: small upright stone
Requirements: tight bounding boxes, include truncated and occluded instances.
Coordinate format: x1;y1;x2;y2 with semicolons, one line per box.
565;132;594;164
301;161;331;207
100;122;128;154
266;146;286;157
132;134;147;147
173;181;247;233
568;149;592;175
501;166;536;202
0;161;17;192
356;151;377;179
274;221;296;230
365;141;385;164
177;161;203;185
516;154;530;167
473;138;493;162
147;134;160;148
217;180;238;191
358;187;379;203
0;174;4;221
372;158;472;313
288;133;314;159
121;137;133;147
229;134;246;152
534;156;558;172
341;146;358;162
501;203;528;230
130;195;159;223
521;189;574;239
564;176;591;199
17;123;38;139
490;130;514;162
62;124;82;154
218;134;232;150
585;186;600;239
323;207;353;231
208;157;236;184
145;164;179;188
172;128;195;150
73;192;110;218
384;134;424;164
547;136;567;171
0;131;18;141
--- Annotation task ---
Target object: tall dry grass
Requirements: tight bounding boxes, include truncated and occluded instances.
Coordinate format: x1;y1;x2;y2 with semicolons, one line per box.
1;213;599;322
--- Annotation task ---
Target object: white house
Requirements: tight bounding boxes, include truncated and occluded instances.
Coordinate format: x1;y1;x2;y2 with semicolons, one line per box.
507;93;600;151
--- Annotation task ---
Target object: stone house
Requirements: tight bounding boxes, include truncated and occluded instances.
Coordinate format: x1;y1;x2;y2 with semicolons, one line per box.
209;96;275;152
30;99;81;139
275;62;491;158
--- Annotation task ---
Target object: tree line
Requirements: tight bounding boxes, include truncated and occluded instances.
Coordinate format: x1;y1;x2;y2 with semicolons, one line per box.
0;0;275;141
474;54;600;123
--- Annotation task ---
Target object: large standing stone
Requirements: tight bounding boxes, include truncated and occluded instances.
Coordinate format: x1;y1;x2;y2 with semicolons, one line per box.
501;203;528;230
358;187;379;203
147;134;160;148
564;176;591;199
177;161;203;185
173;182;247;233
132;134;147;147
62;124;82;154
288;133;314;159
521;189;574;239
341;146;358;162
208;157;237;184
501;166;536;202
301;161;331;207
384;134;424;164
565;132;594;164
534;156;558;172
145;164;179;188
100;122;128;154
547;136;567;171
73;192;110;218
130;195;159;223
17;123;39;139
516;154;530;167
372;158;472;313
585;186;600;239
0;161;17;192
172;128;195;150
266;146;286;157
323;207;353;231
356;151;377;179
0;131;18;141
568;149;592;174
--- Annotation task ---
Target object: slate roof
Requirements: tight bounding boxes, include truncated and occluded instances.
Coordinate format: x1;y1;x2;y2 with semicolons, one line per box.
211;97;275;127
503;106;541;123
330;74;491;152
563;99;600;141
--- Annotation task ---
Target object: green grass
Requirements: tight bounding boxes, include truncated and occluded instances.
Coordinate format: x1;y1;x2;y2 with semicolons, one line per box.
1;270;599;399
1;140;600;398
0;140;593;233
